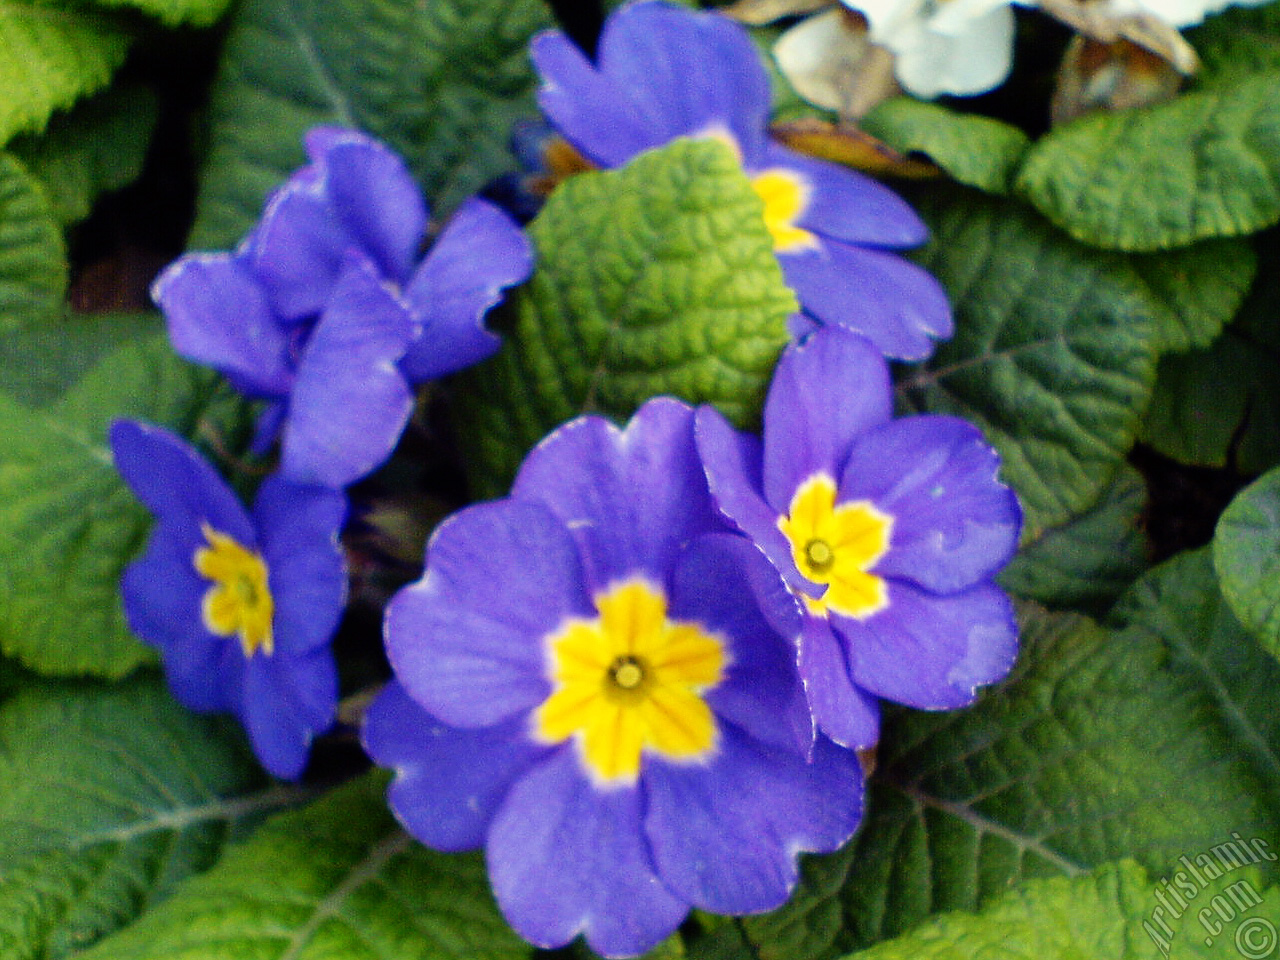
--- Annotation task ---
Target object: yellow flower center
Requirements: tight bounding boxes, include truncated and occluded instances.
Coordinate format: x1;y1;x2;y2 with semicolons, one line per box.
532;578;726;785
193;522;274;658
750;168;818;253
777;474;893;619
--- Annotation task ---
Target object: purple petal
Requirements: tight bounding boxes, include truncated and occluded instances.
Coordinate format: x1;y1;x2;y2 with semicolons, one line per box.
320;131;426;283
761;142;928;248
532;3;770;167
151;253;293;397
671;533;811;755
241;652;335;779
798;617;881;749
384;499;589;729
835;580;1018;709
121;530;226;712
400;197;532;383
363;682;550;852
252;183;348;323
512;398;722;593
644;726;863;915
762;327;893;513
780;242;953;361
695;406;815;598
254;477;347;656
278;253;415;488
839;416;1021;593
487;749;687;956
110;420;255;544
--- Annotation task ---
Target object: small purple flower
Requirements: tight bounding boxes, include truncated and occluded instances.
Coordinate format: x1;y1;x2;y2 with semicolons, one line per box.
696;326;1021;749
363;399;863;957
152;127;532;488
110;419;347;780
531;1;951;360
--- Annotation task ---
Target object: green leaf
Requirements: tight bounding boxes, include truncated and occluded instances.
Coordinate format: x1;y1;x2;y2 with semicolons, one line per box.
1130;238;1257;353
1015;72;1280;251
451;138;797;498
861;98;1031;195
0;334;251;678
0;3;131;145
78;772;529;960
0;676;286;959
188;0;553;249
998;462;1148;615
896;189;1159;543
0;151;67;334
838;861;1280;960
740;568;1280;958
1189;0;1280;84
1213;465;1280;658
84;0;232;27
9;84;157;226
1141;327;1280;473
0;310;161;408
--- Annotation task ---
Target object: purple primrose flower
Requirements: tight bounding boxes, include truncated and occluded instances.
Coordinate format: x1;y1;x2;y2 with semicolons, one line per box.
531;1;951;360
696;326;1021;749
364;398;864;958
152;126;532;488
110;419;347;780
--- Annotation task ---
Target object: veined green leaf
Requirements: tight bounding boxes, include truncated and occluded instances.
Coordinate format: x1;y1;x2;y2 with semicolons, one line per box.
0;151;66;334
0;2;131;145
1214;466;1280;660
1015;72;1280;251
1130;237;1256;354
1189;0;1280;84
451;138;797;498
85;0;232;28
862;98;1030;195
896;188;1158;543
837;860;1280;960
0;334;250;678
189;0;553;249
0;677;283;959
998;462;1148;614
9;84;157;227
78;773;528;960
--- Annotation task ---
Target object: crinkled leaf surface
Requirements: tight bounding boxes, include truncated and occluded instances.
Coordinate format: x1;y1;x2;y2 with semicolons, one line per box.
896;188;1158;543
1015;72;1280;251
998;462;1148;615
1130;237;1256;353
861;98;1030;195
0;334;250;678
838;860;1280;960
0;2;131;145
452;138;797;497
1141;326;1280;473
724;558;1280;958
1214;466;1280;659
1190;0;1280;83
0;150;66;334
0;677;283;960
78;772;528;960
188;0;553;249
9;84;157;226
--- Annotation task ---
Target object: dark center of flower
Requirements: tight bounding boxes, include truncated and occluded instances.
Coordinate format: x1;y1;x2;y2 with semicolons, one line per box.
608;655;647;691
804;538;835;573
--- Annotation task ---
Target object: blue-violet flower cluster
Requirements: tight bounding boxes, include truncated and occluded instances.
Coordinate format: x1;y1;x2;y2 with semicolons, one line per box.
111;420;347;780
530;0;951;360
365;399;865;957
153;126;532;489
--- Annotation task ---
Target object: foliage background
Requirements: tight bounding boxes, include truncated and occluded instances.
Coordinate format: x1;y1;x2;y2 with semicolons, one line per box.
2;0;1280;957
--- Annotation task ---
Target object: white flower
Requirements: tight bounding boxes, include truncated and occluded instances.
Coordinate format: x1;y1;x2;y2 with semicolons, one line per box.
773;0;1018;105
